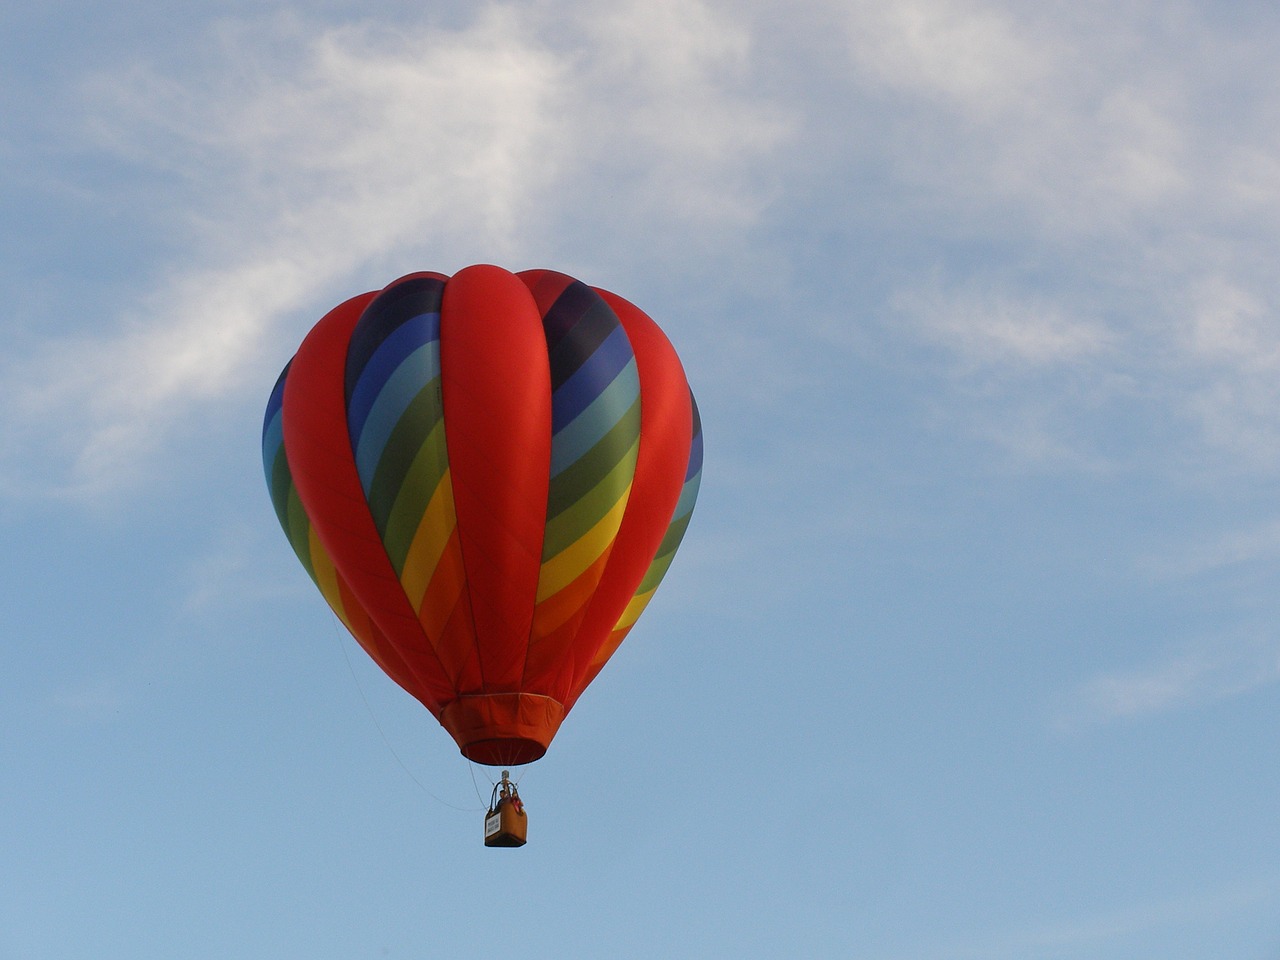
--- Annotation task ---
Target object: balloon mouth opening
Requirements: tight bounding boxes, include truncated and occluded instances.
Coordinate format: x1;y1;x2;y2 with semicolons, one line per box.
439;692;564;767
462;738;548;766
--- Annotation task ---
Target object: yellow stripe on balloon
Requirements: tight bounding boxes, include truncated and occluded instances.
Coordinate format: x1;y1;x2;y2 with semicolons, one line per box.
535;484;632;603
308;527;350;625
532;549;613;637
398;470;458;611
613;587;655;632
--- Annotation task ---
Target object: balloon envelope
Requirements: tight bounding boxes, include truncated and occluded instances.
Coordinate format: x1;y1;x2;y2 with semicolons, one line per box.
262;266;701;765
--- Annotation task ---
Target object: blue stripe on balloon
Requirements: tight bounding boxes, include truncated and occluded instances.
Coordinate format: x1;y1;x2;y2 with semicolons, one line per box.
673;467;701;520
685;432;703;482
261;408;284;472
671;392;702;519
347;313;440;444
550;325;635;433
261;365;289;476
263;365;287;425
353;342;441;490
549;358;639;477
685;394;703;481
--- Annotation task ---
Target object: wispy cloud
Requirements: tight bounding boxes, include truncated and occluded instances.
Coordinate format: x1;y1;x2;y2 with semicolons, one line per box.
846;0;1049;121
4;8;565;497
832;0;1280;473
49;520;316;721
1140;518;1280;581
844;0;1196;228
1;3;787;499
10;0;1280;501
178;519;303;615
1058;631;1280;728
894;284;1113;370
1176;273;1280;466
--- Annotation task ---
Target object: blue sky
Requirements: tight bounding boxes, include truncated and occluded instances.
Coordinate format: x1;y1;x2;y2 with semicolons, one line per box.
4;0;1280;957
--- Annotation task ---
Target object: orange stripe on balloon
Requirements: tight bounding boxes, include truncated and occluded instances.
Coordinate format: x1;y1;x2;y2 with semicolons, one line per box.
531;548;614;640
418;526;469;642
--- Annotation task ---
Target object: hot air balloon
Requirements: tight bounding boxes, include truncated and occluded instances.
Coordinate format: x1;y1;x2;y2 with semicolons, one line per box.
261;265;702;844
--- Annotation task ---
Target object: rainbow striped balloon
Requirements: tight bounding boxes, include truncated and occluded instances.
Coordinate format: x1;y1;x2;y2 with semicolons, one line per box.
263;266;701;766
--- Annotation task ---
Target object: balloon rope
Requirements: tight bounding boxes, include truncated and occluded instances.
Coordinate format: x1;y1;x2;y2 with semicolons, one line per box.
468;760;493;808
328;617;481;813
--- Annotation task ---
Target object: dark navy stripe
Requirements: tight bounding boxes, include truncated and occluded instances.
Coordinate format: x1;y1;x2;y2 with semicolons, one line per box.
550;325;635;433
547;298;622;391
540;280;604;354
263;362;289;434
345;276;445;405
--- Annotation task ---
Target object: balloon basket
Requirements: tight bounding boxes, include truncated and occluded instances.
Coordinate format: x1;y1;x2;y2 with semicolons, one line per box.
484;772;528;848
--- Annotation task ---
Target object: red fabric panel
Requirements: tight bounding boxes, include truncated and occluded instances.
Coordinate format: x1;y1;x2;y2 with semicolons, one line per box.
518;268;575;315
282;292;456;714
562;289;693;710
439;265;552;692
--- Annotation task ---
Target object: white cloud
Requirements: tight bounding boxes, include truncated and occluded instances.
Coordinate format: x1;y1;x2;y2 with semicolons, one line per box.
12;258;321;493
572;0;788;224
895;284;1113;369
847;0;1046;119
843;0;1194;227
1;3;787;499
885;282;1125;470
